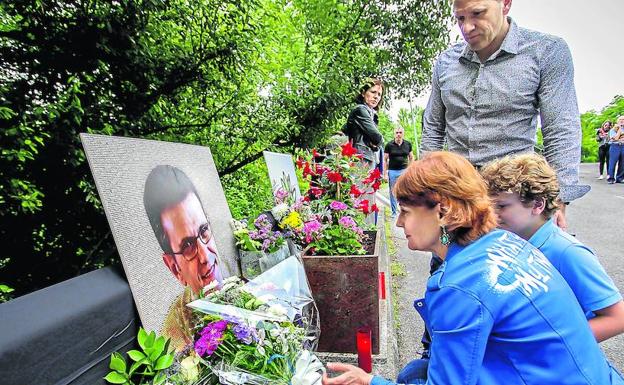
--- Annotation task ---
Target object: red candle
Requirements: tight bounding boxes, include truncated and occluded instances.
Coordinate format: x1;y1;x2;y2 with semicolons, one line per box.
379;272;386;300
356;327;372;373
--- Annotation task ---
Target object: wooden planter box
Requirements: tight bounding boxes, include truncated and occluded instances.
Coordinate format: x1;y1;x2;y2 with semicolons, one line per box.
302;230;380;354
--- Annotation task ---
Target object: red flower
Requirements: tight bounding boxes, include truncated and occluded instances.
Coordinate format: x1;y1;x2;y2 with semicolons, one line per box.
371;204;379;213
303;162;315;177
309;186;325;198
327;171;343;183
369;168;382;180
296;157;304;169
371;180;381;192
341;142;358;157
315;164;329;175
358;199;371;214
363;168;381;184
350;184;363;198
312;148;321;158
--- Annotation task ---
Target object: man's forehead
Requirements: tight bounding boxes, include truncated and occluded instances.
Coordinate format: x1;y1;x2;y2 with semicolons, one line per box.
453;0;498;13
161;193;207;227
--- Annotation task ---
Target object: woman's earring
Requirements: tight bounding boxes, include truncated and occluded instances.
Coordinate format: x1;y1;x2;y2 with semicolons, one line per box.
440;225;451;246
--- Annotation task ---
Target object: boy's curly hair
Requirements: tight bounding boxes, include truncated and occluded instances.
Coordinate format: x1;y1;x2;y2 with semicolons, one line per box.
480;153;560;219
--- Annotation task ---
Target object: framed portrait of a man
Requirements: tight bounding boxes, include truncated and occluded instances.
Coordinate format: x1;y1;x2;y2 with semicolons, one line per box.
80;134;239;350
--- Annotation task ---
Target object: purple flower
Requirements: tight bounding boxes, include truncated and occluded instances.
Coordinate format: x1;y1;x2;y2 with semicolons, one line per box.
232;322;258;344
204;320;228;333
194;320;228;357
254;214;270;229
329;201;348;211
338;216;356;228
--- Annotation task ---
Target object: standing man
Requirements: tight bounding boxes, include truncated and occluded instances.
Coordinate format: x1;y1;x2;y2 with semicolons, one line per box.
421;0;589;229
383;126;414;217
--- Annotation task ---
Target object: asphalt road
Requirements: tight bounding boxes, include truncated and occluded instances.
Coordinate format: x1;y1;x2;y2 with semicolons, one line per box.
567;163;624;369
388;162;624;374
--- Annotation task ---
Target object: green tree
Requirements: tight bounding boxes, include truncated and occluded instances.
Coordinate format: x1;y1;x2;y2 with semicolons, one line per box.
0;0;452;298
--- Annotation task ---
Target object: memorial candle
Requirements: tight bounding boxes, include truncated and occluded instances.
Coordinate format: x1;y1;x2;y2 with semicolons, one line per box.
356;327;372;373
379;271;386;299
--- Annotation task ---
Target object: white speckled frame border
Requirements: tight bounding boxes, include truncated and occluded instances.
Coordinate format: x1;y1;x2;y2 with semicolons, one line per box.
80;134;239;335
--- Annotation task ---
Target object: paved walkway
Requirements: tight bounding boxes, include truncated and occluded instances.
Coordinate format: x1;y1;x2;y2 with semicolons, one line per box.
382;162;623;374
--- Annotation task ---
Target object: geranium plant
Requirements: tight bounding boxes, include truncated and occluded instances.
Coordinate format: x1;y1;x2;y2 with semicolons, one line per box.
285;142;382;255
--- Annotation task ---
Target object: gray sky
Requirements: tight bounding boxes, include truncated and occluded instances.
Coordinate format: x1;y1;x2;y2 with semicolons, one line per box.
390;0;623;118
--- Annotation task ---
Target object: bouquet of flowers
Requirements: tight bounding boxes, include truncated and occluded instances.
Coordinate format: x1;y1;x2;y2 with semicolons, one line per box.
164;257;322;385
232;214;292;279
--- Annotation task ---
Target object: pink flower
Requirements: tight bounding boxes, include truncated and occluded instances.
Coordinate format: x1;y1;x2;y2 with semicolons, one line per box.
330;201;348;210
338;216;356;228
303;220;322;243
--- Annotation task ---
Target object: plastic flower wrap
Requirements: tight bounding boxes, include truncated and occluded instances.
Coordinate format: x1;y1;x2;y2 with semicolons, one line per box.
169;257;322;385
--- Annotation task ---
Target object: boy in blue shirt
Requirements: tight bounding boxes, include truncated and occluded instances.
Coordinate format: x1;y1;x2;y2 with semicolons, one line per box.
481;153;624;341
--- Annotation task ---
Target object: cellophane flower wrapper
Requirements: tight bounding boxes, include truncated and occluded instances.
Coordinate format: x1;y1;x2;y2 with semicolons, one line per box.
176;256;322;385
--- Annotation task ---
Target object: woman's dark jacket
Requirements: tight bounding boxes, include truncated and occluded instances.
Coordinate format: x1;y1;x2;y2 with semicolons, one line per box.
343;104;384;163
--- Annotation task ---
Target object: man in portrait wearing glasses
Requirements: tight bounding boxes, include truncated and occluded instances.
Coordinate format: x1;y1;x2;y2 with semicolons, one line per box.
143;164;224;350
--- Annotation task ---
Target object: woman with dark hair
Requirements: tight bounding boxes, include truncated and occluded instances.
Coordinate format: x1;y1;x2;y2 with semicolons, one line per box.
343;78;384;170
597;121;612;179
322;152;624;385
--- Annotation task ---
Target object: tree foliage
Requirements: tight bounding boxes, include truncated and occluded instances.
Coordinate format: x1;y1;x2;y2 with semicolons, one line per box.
0;0;452;298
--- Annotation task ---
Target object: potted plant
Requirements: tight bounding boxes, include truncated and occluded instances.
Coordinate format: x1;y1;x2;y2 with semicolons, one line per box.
231;214;290;280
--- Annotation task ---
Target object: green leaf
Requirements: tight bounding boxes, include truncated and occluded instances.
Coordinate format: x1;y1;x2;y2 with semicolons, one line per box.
104;371;127;384
127;350;146;362
128;359;146;376
154;353;174;370
137;328;148;351
148;337;166;361
145;331;156;349
109;352;126;373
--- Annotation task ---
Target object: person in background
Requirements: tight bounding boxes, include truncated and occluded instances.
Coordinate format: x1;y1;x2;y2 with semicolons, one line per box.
597;121;612;180
383;126;414;217
322;151;624;385
481;153;624;342
343;78;384;170
421;0;590;230
607;116;624;184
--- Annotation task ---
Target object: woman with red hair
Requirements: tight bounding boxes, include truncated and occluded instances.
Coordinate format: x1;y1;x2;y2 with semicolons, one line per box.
323;151;623;385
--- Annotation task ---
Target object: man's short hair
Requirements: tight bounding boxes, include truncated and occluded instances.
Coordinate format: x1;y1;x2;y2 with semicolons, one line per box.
144;165;201;254
480;153;560;219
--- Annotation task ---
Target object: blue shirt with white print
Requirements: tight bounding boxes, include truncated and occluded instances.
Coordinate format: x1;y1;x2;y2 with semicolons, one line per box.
371;230;624;385
529;218;622;319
